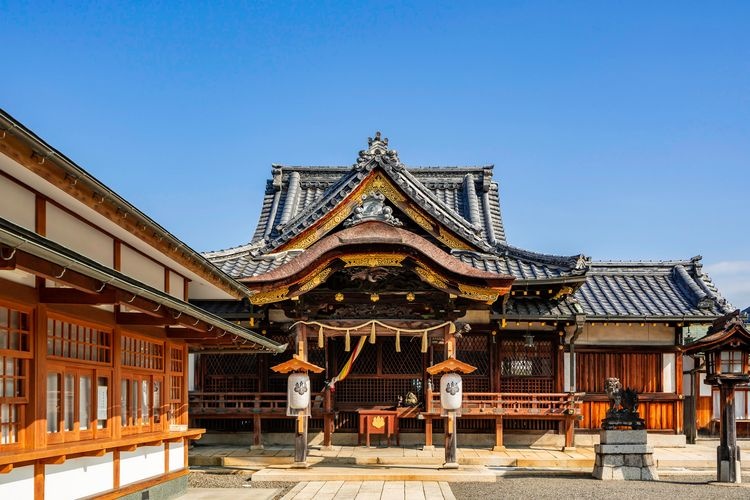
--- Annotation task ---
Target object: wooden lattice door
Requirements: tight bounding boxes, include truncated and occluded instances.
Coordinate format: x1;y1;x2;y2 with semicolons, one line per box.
499;337;554;393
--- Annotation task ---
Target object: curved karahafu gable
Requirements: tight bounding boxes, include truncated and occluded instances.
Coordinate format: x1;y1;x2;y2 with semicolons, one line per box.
241;221;514;305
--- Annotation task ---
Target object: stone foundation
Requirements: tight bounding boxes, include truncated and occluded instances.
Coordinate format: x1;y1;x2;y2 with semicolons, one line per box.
592;430;658;481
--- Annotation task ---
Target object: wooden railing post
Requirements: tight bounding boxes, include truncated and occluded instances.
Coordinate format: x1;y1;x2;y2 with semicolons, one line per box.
323;387;333;448
252;394;262;450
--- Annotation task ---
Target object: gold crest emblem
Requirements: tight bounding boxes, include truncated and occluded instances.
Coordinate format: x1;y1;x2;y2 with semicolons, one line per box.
372;416;385;429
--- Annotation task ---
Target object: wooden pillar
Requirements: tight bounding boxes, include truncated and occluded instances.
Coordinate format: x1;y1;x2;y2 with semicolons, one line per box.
252;392;263;450
294;410;308;464
717;382;742;483
444;411;458;468
323;386;333;448
564;417;575;449
424;380;434;449
494;416;504;451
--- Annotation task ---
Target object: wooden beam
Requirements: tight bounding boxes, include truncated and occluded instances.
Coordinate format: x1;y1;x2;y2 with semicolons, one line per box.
8;247;104;292
116;312;176;326
40;287;117;305
0;464;12;474
41;455;66;465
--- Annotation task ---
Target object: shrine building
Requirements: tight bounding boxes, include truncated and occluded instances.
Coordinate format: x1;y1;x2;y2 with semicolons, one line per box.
195;131;734;448
0;110;739;498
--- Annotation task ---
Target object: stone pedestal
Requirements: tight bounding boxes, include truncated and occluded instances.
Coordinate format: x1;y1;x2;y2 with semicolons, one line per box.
592;430;658;481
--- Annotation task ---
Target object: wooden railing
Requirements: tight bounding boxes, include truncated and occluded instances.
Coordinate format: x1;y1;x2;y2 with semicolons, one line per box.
424;391;584;417
189;391;325;417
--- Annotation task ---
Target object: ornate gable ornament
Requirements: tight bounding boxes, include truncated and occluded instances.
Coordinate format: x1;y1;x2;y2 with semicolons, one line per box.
354;131;404;172
343;191;403;228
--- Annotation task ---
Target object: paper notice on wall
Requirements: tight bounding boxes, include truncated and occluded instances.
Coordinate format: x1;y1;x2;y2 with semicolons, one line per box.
97;386;108;420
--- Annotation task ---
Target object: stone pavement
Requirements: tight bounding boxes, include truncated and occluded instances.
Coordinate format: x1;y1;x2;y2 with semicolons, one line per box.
179;488;279;499
280;481;455;500
190;440;749;472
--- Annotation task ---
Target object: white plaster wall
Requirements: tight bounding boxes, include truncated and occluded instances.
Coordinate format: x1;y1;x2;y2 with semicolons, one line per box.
576;324;674;346
699;372;712;397
0;464;34;500
563;353;571;392
168;441;185;472
662;353;676;392
120;246;164;291
169;271;184;300
120;445;165;486
45;453;114;500
188;353;196;391
46;203;113;267
0;177;35;230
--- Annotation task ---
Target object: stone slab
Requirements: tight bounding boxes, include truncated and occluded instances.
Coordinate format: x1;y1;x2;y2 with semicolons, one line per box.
251;465;496;483
180;488;279;500
596;444;652;454
600;430;647;445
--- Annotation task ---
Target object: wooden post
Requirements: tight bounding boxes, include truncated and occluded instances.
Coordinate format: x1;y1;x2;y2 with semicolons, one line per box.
424;380;434;449
564;417;575;449
494;416;504;451
295;410;308;464
717;382;742;483
252;413;262;450
444;410;458;468
323;386;332;448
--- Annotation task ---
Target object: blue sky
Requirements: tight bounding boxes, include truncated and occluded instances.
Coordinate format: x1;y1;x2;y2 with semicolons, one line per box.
2;1;749;306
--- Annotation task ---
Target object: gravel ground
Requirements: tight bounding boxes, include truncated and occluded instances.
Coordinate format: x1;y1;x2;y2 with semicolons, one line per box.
188;470;296;499
451;475;750;500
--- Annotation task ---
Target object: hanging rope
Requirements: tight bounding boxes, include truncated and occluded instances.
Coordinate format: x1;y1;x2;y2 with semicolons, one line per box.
317;325;324;348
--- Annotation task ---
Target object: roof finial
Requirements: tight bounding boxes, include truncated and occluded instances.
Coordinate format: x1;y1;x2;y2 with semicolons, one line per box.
368;131;388;148
355;131;401;172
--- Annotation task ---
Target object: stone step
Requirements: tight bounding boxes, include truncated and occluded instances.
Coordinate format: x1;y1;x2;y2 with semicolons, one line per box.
251;465;497;482
209;455;518;468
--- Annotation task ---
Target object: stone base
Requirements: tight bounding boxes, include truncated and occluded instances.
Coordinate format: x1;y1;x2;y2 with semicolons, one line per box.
592;430;658;481
442;462;460;469
292;461;310;469
250;444;264;450
719;460;742;483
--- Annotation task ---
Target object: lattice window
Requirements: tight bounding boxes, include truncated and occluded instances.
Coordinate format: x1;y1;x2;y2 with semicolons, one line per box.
47;317;111;363
169;346;185;425
457;334;490;376
382;338;421;375
201;353;259;393
335;378;423;404
121;334;163;371
500;338;552;377
500;378;553;393
0;304;31;448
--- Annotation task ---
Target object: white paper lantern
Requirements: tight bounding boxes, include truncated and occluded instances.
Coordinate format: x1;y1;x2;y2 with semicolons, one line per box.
288;373;311;410
440;372;462;410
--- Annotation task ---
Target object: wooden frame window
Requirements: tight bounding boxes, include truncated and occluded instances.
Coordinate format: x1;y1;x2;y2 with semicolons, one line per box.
46;364;111;443
0;303;32;449
120;373;164;433
719;350;744;374
47;316;112;363
168;345;186;425
122;334;163;370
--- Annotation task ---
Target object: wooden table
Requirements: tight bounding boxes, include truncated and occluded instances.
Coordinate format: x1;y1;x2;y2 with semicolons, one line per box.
357;408;400;447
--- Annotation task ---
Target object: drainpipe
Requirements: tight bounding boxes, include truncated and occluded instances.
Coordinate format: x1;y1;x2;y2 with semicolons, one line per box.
569;314;586;392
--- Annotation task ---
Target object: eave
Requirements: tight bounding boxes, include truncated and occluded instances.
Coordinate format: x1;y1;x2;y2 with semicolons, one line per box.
243;221;514;305
0;217;285;354
0;108;250;299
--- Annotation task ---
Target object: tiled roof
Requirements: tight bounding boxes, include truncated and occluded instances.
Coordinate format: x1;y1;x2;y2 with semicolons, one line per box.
204;244;302;279
503;296;584;320
248;134;506;252
574;258;733;320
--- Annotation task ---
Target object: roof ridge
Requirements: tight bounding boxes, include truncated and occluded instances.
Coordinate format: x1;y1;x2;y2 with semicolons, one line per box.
492;244;589;270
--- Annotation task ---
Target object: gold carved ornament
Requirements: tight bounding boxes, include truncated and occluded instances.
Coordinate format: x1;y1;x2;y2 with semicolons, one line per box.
340;253;405;268
372;416;385;429
249;287;290;305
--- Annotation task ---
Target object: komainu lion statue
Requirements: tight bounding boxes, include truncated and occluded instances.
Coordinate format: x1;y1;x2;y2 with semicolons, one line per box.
602;377;645;429
604;377;622;412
